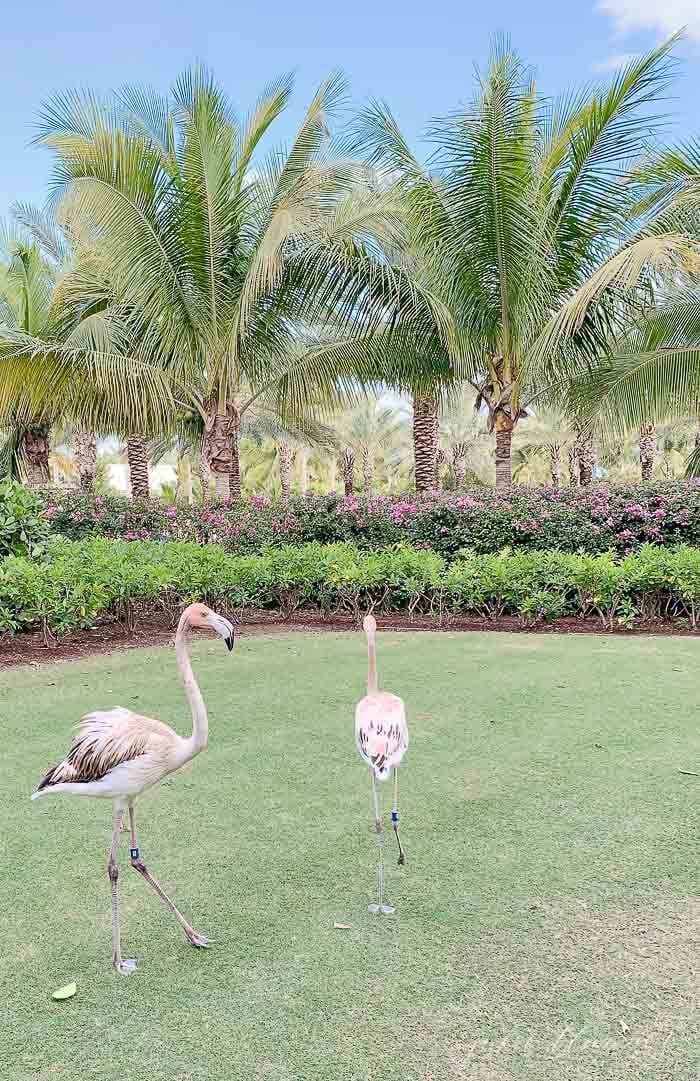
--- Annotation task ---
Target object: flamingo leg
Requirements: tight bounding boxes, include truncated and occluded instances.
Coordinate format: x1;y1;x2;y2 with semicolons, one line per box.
109;804;137;975
368;771;394;915
391;767;407;866
128;805;211;949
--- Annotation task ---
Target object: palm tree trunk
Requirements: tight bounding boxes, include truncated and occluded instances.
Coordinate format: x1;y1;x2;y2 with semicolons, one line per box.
362;447;373;494
298;448;309;494
328;457;337;493
278;441;294;499
549;444;561;489
340;449;356;496
126;436;150;499
203;398;239;502
75;430;97;491
639;423;656;481
452;442;468;488
229;408;241;500
413;392;438;492
196;452;211;503
494;414;514;491
436;448;446;489
178;455;194;505
21;425;50;487
577;434;594;487
567;445;578;486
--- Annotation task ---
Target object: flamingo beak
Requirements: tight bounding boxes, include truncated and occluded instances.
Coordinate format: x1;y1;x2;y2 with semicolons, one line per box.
208;613;235;652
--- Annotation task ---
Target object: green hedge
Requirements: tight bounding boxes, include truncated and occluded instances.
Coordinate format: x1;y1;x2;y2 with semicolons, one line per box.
3;538;700;643
0;480;49;558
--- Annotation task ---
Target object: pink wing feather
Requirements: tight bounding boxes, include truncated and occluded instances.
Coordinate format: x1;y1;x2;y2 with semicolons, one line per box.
355;691;408;779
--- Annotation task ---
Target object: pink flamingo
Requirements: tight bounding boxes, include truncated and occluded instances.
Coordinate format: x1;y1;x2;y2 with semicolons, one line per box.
355;614;408;914
31;603;234;975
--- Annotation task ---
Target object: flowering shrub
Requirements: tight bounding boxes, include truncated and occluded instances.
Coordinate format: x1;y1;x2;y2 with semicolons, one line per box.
39;482;700;558
3;537;700;640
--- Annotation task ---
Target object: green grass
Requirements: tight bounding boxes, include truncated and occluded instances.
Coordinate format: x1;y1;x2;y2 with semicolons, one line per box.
2;630;699;1081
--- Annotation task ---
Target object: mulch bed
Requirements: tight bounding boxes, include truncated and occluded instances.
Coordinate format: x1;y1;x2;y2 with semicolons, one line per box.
1;609;697;668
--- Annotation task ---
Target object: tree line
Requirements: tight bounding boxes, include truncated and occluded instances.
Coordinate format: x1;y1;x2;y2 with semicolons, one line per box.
1;35;700;498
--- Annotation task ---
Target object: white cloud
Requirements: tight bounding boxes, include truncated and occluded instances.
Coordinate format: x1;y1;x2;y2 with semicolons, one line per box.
593;52;636;71
597;0;700;40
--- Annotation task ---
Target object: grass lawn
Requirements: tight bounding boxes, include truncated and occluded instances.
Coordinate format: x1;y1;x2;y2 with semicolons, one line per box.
2;630;699;1081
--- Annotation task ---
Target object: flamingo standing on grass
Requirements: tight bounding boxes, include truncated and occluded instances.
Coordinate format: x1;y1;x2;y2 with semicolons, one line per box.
355;614;408;914
31;603;235;974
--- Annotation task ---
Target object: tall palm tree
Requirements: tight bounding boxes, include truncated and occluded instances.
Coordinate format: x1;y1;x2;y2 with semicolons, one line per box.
351;36;694;488
11;200;103;490
0;212;175;492
36;69;412;501
0;233;55;485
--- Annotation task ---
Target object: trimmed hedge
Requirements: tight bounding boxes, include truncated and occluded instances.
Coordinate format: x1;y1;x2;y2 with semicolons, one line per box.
3;538;700;643
40;482;700;557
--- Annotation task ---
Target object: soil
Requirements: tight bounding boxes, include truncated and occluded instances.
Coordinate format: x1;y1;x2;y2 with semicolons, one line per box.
0;609;697;669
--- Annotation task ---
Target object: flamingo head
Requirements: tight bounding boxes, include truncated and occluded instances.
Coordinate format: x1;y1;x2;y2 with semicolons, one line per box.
184;603;235;651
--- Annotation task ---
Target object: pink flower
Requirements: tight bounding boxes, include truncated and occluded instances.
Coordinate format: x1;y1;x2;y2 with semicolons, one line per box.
125;531;136;540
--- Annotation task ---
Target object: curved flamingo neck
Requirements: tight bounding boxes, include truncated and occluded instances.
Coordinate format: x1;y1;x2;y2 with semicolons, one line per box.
175;612;208;756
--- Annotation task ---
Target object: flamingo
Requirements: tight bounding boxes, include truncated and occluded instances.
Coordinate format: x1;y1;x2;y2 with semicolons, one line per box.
31;603;235;975
355;614;408;915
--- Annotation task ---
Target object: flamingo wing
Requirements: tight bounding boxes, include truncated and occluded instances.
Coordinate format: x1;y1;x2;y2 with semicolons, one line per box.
355;692;408;778
36;708;171;791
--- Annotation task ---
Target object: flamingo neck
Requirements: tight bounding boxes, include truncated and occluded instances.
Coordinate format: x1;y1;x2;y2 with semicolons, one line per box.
175;614;208;756
366;630;378;695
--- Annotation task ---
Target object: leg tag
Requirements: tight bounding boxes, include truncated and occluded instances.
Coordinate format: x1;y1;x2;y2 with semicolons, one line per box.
130;847;140;860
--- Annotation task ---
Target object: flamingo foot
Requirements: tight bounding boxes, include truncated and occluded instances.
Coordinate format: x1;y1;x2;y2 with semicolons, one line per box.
114;958;138;975
186;930;212;949
368;903;395;916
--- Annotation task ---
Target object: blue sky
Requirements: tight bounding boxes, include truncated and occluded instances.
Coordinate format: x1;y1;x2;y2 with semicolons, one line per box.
1;0;698;216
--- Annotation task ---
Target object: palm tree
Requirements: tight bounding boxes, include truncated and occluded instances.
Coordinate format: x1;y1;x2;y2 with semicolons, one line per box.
438;386;490;487
412;392;439;491
339;447;356;496
511;408;574;488
333;400;404;495
36;69;413;502
351;36;694;488
11;200;103;491
0;213;175;493
0;232;55;485
639;423;657;480
73;429;97;489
